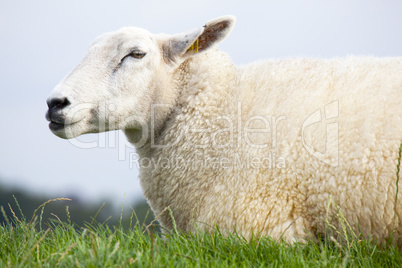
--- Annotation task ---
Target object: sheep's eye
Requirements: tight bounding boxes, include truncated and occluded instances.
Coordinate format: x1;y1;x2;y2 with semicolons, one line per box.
130;51;146;59
121;51;146;63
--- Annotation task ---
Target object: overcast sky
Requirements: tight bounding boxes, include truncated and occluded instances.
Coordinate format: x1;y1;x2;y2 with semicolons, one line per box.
0;0;401;206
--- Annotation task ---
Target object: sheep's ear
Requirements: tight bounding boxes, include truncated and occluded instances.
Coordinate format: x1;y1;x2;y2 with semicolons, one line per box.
162;16;235;62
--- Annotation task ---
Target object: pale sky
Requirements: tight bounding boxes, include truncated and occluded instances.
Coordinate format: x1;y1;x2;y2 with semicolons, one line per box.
0;0;401;205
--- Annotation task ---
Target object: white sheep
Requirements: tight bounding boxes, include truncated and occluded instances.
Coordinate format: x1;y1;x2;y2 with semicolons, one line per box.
46;16;402;244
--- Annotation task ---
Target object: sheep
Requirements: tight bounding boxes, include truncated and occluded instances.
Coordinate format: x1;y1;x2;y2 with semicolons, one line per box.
46;15;402;245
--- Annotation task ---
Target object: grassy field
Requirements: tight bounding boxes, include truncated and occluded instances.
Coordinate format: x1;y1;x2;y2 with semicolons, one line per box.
1;198;402;268
1;142;401;267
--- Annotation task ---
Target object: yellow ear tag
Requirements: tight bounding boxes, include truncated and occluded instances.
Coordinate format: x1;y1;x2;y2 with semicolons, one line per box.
187;38;199;53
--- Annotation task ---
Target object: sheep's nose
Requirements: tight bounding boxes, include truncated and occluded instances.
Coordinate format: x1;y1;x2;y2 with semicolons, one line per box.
46;97;71;123
47;97;70;111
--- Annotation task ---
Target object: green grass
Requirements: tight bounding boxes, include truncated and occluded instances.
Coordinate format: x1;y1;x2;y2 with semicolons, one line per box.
1;141;401;267
1;199;402;268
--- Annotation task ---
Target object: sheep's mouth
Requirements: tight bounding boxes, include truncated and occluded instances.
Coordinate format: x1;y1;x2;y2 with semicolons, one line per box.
48;118;79;132
46;110;81;132
48;121;70;131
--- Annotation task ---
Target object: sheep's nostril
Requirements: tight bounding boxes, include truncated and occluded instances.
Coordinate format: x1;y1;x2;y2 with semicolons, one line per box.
47;97;70;111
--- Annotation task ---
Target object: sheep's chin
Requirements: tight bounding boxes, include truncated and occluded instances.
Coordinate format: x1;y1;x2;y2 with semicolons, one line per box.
49;120;90;139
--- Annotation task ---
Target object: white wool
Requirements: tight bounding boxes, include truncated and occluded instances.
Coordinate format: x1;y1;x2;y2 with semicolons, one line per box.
46;16;402;245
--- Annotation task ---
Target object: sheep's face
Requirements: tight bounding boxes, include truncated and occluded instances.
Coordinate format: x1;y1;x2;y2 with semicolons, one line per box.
46;27;167;139
46;16;235;140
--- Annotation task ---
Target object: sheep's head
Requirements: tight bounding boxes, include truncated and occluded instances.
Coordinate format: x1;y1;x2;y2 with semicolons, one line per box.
46;16;235;140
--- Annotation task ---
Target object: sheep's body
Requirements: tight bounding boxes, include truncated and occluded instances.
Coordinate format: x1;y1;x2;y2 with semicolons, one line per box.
46;16;402;244
136;51;402;243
